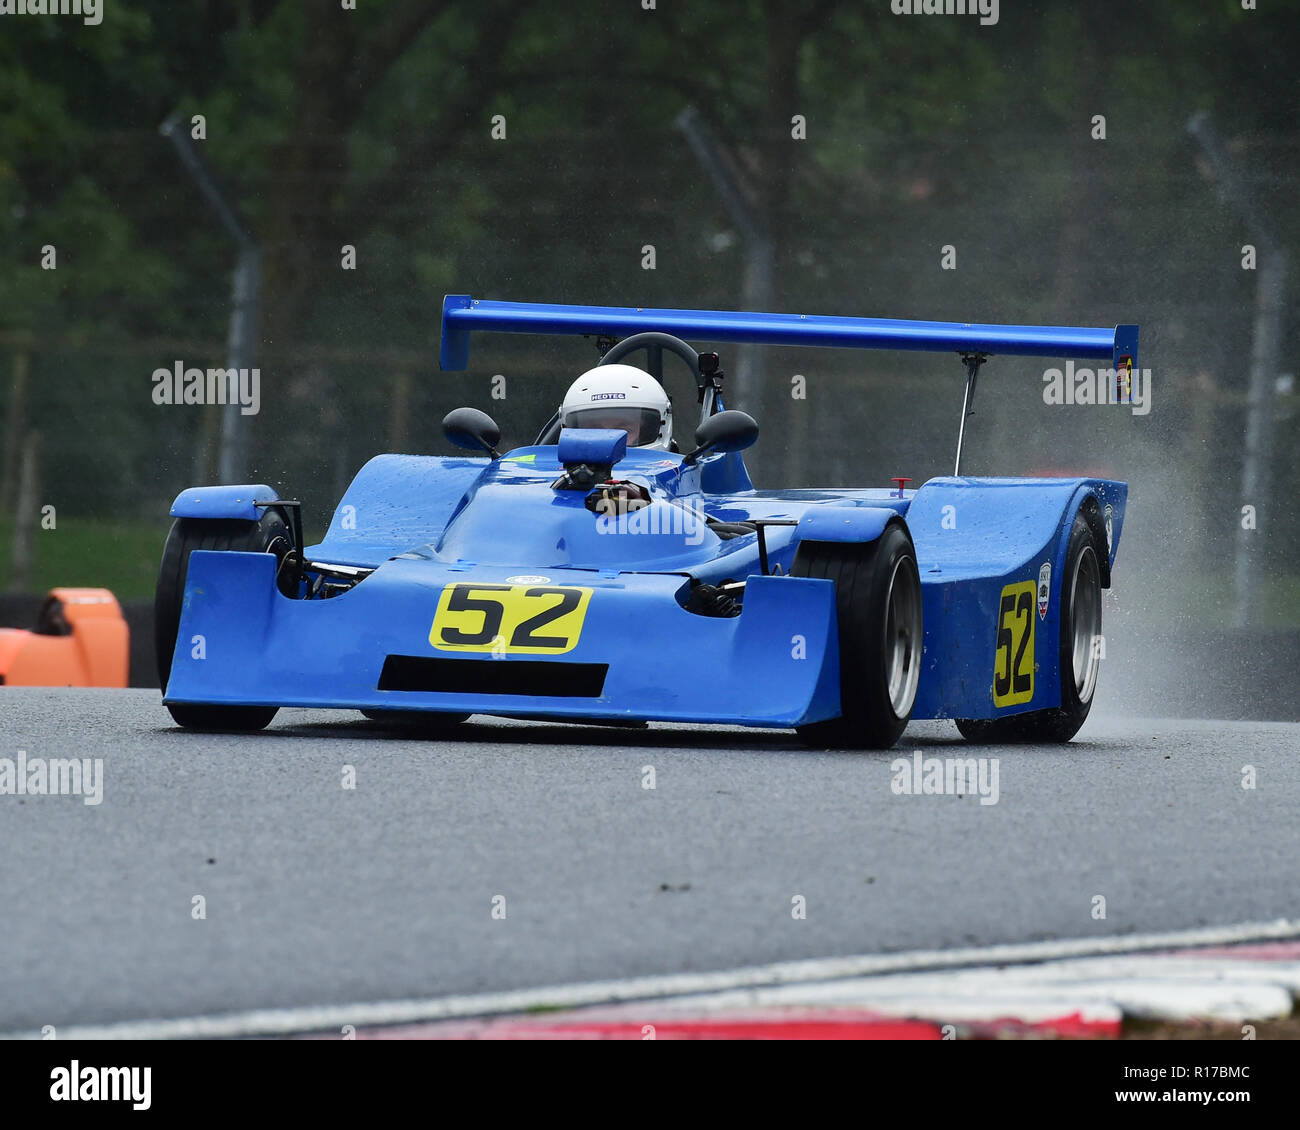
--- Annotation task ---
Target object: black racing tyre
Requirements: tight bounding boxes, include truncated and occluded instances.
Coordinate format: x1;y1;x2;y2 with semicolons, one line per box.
956;514;1102;744
163;702;280;732
793;523;923;750
360;710;471;727
154;508;294;731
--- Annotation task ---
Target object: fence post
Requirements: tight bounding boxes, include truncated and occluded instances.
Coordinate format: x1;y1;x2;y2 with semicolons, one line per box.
8;430;40;594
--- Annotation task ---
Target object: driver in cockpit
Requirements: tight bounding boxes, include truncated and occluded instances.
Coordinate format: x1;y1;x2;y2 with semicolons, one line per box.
557;365;675;452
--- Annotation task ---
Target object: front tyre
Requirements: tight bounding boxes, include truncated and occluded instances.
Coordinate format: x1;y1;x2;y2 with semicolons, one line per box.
164;703;279;732
956;514;1102;744
793;523;923;750
154;510;292;731
360;710;470;729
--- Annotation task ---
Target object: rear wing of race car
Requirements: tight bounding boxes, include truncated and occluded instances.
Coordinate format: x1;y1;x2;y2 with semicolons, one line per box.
441;295;1137;372
439;295;1139;473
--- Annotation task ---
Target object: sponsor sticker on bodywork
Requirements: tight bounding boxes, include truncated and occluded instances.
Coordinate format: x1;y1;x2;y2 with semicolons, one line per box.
1114;355;1134;405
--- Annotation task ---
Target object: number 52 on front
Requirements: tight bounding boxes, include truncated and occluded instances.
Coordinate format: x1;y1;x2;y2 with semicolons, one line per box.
430;584;593;655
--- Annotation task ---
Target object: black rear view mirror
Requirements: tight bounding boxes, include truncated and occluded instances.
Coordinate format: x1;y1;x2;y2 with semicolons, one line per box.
442;407;501;458
683;410;759;465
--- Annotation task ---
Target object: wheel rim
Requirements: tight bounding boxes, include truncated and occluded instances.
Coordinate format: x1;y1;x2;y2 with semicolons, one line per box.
883;554;923;717
1069;545;1102;704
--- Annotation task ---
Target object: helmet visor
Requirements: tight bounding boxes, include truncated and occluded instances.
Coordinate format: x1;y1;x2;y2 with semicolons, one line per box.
564;407;663;446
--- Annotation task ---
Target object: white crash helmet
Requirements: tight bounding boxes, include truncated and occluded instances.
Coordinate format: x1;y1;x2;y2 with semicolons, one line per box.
559;364;672;451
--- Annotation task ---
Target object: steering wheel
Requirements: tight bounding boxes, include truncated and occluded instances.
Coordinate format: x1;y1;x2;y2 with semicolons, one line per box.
533;331;706;445
598;331;702;381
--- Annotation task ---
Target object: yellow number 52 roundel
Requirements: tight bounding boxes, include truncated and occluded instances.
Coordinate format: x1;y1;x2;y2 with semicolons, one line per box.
992;580;1036;707
430;584;593;655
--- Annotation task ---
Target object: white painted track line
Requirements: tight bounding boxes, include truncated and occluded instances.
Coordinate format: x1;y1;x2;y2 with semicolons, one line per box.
651;975;1293;1023
7;918;1300;1040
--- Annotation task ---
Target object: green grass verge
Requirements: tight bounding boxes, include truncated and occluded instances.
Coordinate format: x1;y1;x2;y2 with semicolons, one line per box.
1132;570;1300;630
0;514;332;603
0;516;170;602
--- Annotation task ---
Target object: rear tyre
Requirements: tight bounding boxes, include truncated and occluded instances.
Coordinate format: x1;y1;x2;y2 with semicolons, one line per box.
956;514;1102;744
793;523;923;750
155;509;293;731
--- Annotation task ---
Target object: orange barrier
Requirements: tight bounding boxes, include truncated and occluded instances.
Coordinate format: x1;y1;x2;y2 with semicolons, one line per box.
0;588;129;687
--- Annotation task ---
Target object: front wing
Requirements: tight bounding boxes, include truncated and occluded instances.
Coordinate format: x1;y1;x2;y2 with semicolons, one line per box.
165;554;842;726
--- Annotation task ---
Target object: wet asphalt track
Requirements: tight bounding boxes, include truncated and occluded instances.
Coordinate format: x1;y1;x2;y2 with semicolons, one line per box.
0;688;1296;1033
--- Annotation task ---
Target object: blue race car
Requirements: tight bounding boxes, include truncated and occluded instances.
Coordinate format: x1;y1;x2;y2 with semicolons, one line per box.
154;297;1138;749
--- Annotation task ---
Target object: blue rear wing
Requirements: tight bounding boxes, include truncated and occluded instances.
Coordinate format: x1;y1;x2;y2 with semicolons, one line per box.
440;294;1139;373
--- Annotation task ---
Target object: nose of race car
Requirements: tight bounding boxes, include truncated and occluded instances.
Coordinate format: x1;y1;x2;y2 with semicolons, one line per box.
164;550;845;728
